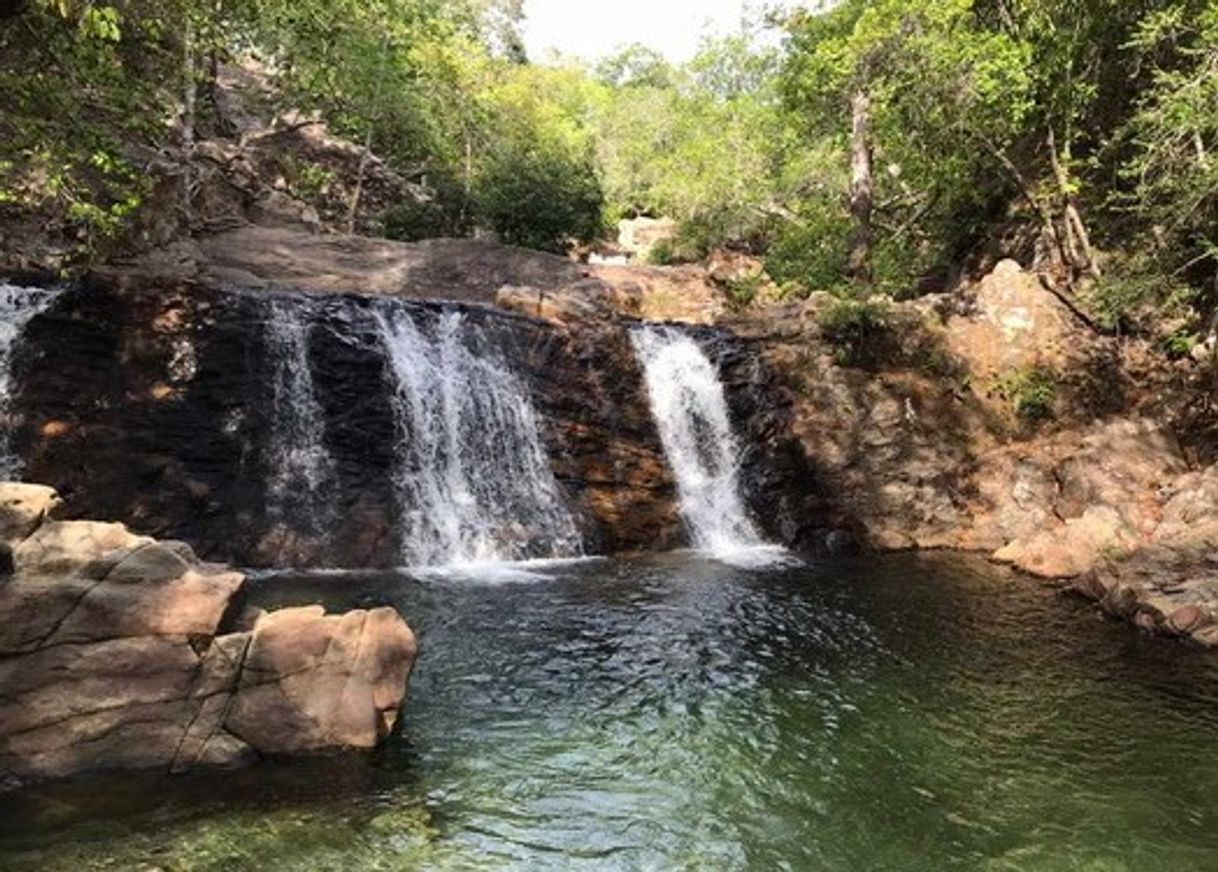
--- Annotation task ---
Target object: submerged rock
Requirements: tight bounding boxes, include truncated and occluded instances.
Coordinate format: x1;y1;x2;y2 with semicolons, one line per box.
0;482;417;788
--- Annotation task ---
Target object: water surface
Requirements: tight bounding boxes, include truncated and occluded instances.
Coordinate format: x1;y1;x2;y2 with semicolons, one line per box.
3;553;1218;870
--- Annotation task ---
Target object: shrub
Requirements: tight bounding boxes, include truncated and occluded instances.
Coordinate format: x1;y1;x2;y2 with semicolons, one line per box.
724;270;766;310
818;295;896;367
646;239;675;265
475;140;605;254
992;366;1057;421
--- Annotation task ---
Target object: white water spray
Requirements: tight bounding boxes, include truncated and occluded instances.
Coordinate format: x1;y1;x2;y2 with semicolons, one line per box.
264;296;336;530
375;306;582;567
0;283;58;479
632;326;785;565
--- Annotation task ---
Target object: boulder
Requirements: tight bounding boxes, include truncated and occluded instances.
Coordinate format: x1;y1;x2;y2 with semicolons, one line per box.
945;259;1077;377
0;482;418;788
225;606;417;754
994;506;1139;579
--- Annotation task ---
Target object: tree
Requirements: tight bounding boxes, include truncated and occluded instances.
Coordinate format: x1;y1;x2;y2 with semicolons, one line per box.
782;0;1033;292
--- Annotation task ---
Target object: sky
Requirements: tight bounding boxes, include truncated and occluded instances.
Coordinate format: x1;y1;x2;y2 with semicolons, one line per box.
521;0;756;64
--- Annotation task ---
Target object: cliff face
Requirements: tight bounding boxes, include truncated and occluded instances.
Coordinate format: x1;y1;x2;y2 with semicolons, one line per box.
5;234;1218;644
8;280;691;566
6;269;824;568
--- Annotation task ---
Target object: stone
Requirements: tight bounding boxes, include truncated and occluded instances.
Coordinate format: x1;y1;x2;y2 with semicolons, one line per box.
993;506;1139;579
0;486;418;787
945;260;1077;377
225;605;417;754
0;482;60;547
1167;604;1209;635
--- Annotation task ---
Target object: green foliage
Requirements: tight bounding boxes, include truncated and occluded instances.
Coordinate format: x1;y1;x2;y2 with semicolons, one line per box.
724;270;766;310
1;2;173;265
593;33;798;256
1086;251;1198;334
992;366;1058;421
765;203;853;295
646;239;675;266
475;139;604;252
5;0;1218;334
818;292;962;374
780;0;1034;292
284;158;336;204
818;295;896;367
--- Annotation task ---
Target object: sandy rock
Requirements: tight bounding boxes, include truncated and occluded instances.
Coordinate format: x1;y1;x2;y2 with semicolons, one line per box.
0;484;418;787
226;606;417;753
1156;463;1218;544
0;483;60;547
994;506;1139;579
1053;418;1185;532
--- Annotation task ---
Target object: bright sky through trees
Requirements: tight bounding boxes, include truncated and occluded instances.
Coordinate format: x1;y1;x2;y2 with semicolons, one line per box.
521;0;754;62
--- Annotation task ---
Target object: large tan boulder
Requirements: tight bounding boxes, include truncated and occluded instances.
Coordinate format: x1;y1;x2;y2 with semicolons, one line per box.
0;482;418;788
994;506;1139;578
226;605;417;753
946;259;1076;377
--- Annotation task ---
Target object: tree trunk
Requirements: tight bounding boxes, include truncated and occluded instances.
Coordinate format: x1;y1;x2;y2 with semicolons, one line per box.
847;87;874;285
182;12;196;224
347;128;372;236
1047;127;1100;280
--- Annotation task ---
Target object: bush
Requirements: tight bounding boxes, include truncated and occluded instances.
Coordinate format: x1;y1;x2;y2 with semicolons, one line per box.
992;366;1057;421
764;207;852;296
724;270;766;310
818;295;896;367
475;141;605;254
818;294;963;375
1085;252;1198;336
382;172;470;242
646;239;675;265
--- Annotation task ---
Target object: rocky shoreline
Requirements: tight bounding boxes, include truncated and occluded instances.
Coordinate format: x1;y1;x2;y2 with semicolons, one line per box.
0;482;417;790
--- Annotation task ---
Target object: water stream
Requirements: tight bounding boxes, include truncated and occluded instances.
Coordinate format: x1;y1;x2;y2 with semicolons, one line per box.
631;326;780;564
374;305;581;567
264;296;336;531
0;283;58;479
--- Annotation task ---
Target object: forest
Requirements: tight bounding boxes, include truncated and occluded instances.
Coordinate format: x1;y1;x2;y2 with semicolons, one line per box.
2;0;1218;346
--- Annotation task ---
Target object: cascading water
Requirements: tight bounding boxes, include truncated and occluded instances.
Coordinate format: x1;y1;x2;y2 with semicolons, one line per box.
0;283;58;479
631;326;785;565
374;305;582;568
263;296;337;531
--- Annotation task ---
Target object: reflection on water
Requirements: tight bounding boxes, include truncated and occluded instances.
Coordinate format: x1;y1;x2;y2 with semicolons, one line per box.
3;553;1218;870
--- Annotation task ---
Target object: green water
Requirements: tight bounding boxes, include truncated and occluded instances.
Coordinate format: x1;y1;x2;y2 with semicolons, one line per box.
2;553;1217;870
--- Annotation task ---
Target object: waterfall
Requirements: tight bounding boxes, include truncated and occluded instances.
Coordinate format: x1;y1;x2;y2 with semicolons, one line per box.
0;283;58;479
264;296;336;531
631;326;784;565
374;305;582;567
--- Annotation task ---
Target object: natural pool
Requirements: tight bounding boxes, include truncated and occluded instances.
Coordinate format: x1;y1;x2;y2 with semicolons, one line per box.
3;553;1218;870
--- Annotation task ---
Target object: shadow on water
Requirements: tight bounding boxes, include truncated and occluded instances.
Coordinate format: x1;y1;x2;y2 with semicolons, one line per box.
4;552;1218;870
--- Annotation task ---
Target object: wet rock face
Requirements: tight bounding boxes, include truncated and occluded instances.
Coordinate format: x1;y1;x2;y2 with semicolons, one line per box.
0;482;418;787
9;280;692;566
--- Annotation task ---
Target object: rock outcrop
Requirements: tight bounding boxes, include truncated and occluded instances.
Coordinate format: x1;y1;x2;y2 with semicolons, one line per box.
722;261;1218;642
1071;464;1218;647
0;482;417;789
